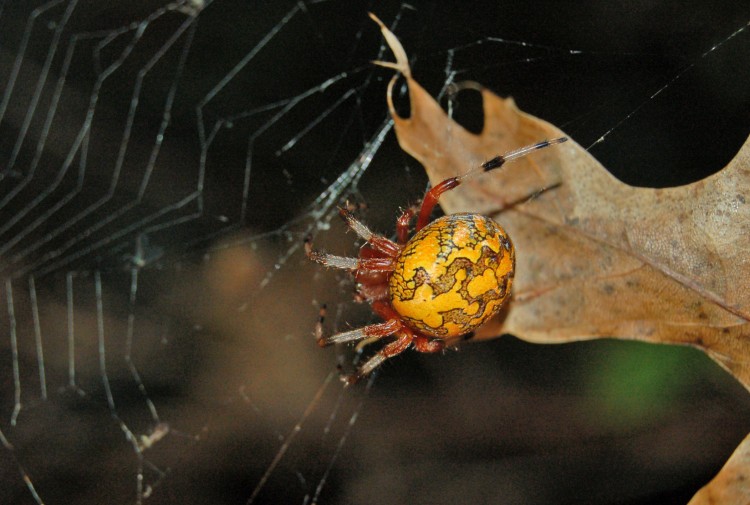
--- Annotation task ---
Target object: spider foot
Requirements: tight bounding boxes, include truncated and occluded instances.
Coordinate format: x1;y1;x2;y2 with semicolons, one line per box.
340;373;360;387
339;353;386;387
334;364;360;387
313;304;327;342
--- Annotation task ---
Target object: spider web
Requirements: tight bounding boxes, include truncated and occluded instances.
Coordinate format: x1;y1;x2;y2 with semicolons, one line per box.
0;1;748;504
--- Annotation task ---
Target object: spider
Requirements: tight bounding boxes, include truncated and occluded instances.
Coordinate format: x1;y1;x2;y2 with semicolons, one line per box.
306;137;567;384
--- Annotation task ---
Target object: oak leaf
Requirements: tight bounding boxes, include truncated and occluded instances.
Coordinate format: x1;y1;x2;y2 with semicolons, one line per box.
371;13;750;504
371;14;750;392
688;432;750;504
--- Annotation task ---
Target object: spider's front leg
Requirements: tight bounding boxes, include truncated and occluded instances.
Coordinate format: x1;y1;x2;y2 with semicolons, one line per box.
304;208;401;271
338;207;401;257
414;137;568;230
395;205;418;244
304;236;393;272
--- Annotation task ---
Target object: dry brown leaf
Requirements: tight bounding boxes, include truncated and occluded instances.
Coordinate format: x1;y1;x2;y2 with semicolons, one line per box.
368;15;750;503
371;14;750;392
688;432;750;504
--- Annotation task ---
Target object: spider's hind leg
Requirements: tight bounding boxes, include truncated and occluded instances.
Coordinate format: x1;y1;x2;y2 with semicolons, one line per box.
347;330;413;385
316;313;415;385
317;318;402;348
413;335;445;354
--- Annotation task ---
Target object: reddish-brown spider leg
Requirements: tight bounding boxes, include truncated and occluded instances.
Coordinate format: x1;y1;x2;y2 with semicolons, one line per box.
339;208;401;258
416;177;460;231
314;304;327;342
317;317;402;348
354;281;389;302
414;137;568;231
305;236;394;272
395;205;417;244
413;335;445;353
320;316;409;385
347;330;414;385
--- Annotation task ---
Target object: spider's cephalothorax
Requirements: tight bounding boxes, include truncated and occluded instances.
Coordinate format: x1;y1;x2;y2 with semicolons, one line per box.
306;137;566;383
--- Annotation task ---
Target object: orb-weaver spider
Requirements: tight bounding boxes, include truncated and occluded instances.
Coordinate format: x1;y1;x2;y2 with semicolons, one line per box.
306;137;567;383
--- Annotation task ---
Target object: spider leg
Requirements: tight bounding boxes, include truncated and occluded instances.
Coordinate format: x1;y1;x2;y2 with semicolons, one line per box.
314;304;327;342
416;177;460;231
346;330;413;385
415;137;568;230
413;335;445;353
354;281;389;302
480;137;568;172
317;318;402;347
305;236;393;271
339;208;401;257
396;205;417;244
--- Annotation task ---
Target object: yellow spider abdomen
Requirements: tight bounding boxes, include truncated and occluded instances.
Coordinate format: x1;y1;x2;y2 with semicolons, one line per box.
389;213;515;338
